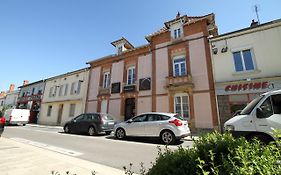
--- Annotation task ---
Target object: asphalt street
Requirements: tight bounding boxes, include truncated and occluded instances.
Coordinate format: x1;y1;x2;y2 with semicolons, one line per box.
2;125;193;173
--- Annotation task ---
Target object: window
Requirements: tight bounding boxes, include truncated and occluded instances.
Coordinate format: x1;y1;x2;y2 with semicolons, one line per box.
132;115;147;122
103;72;110;88
173;28;181;39
233;49;255;72
118;46;123;54
70;82;77;95
64;84;68;96
77;81;82;94
69;104;76;117
271;94;281;114
101;100;108;113
173;57;186;76
31;88;35;95
49;87;54;97
260;97;273;118
59;85;64;96
174;95;189;120
47;105;52;117
127;66;136;85
147;114;162;122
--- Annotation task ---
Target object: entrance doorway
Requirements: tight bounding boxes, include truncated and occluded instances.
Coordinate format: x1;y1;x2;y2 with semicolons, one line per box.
57;104;64;125
125;98;136;121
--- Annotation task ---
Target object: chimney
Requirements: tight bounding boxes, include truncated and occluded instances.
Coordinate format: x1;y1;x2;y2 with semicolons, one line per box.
0;91;5;98
250;19;258;27
23;80;29;86
176;12;181;19
9;84;15;92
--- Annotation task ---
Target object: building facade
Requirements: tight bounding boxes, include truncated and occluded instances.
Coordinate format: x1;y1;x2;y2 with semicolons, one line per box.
4;84;19;109
86;13;219;130
39;68;90;126
17;80;45;123
210;19;281;127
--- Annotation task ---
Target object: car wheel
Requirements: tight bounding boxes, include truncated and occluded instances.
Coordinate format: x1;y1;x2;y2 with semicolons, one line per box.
115;128;126;139
64;125;70;133
105;131;112;135
88;126;97;136
161;130;175;145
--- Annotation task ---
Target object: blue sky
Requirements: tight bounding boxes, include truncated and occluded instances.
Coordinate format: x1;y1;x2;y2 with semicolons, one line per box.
0;0;280;91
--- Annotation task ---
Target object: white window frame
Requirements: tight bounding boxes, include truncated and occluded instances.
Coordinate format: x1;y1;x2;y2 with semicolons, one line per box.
103;72;110;89
232;49;256;72
174;28;181;39
173;56;186;76
174;93;190;120
127;66;136;85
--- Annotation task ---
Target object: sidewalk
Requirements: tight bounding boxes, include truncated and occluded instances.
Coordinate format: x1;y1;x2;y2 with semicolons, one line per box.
0;137;124;175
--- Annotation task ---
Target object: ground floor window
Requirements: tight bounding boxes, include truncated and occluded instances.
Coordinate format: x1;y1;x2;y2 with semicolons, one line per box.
174;94;189;120
101;100;108;113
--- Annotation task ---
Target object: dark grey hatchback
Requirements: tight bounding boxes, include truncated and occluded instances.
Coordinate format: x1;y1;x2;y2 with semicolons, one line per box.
64;113;116;136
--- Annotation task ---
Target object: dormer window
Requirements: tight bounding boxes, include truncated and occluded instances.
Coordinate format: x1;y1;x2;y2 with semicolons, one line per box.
174;28;181;39
111;37;134;55
117;46;123;54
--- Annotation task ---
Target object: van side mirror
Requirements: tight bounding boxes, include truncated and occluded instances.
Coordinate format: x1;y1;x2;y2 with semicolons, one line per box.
256;108;264;118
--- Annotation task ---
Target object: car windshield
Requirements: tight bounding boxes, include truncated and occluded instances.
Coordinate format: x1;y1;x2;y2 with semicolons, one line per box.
101;114;114;120
240;95;264;115
173;114;184;120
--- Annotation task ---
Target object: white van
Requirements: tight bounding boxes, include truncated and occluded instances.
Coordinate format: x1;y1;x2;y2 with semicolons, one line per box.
4;109;30;125
224;89;281;144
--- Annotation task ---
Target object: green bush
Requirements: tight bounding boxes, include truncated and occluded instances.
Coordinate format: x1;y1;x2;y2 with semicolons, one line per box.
147;132;281;175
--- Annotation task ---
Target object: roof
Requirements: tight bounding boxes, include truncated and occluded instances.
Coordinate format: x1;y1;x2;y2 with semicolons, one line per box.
145;13;215;42
18;80;45;89
210;18;281;41
111;37;134;49
44;67;90;82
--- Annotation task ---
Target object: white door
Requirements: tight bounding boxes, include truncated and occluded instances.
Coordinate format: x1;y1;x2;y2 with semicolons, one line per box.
101;100;108;113
254;94;281;136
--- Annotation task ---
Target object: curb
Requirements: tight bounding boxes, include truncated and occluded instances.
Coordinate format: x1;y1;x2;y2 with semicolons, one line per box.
26;124;63;130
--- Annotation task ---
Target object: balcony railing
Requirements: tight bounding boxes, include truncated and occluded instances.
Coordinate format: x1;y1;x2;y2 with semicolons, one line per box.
166;74;193;90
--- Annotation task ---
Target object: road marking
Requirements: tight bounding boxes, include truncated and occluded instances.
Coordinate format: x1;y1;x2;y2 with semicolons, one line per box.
10;137;83;157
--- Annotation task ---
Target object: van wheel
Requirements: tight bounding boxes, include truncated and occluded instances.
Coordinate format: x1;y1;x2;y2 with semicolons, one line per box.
115;128;126;139
88;126;97;136
161;130;175;145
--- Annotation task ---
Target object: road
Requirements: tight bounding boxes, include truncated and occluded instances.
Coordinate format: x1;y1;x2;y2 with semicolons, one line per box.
2;125;193;172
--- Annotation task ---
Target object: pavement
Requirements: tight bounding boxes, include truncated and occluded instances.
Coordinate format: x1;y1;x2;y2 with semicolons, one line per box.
0;136;125;175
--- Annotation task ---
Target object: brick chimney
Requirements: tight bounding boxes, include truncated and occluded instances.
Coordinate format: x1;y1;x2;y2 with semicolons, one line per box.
9;84;15;92
23;80;29;86
0;91;5;98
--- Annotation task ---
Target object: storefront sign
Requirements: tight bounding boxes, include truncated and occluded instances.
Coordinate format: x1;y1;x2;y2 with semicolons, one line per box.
225;81;270;92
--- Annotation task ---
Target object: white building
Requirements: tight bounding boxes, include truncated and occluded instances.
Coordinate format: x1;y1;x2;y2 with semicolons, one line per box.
39;68;90;126
210;19;281;126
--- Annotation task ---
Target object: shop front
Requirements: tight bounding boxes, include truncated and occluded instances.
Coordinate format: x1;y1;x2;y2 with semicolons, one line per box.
216;77;281;128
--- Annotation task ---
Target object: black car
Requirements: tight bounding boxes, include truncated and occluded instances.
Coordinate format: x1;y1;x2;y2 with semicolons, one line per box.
64;113;116;136
0;117;5;137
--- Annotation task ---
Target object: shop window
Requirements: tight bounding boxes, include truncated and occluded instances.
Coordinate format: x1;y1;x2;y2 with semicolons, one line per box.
69;104;76;117
47;105;52;117
173;57;186;76
103;72;111;88
233;49;255;72
174;94;189;120
127;66;136;85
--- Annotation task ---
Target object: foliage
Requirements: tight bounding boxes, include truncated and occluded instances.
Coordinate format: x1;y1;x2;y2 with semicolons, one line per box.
147;131;281;175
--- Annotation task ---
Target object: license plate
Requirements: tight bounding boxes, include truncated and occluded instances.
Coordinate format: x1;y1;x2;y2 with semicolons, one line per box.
108;122;114;125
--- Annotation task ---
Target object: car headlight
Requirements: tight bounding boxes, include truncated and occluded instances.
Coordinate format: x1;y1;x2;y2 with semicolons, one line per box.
224;125;235;131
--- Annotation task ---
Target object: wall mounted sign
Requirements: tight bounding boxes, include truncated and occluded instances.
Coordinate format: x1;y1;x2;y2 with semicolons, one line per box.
123;85;136;93
225;81;270;92
139;77;151;91
111;82;121;94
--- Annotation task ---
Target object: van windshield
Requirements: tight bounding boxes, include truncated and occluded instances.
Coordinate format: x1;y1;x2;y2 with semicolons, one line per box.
240;95;264;115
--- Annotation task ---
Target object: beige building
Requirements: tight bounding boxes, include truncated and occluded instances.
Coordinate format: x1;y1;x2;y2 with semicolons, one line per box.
39;68;90;126
210;19;281;127
86;13;219;131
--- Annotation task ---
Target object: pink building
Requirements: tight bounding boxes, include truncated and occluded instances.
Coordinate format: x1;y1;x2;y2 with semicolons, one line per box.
86;13;219;131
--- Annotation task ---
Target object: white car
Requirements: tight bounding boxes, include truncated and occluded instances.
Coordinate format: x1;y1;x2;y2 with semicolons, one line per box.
113;112;190;144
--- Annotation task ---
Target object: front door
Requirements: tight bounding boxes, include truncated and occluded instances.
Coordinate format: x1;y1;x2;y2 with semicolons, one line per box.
125;98;136;121
57;104;64;125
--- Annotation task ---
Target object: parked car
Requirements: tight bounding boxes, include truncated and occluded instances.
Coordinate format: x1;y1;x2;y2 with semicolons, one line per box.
113;112;190;144
0;117;5;137
4;109;30;126
64;113;116;136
